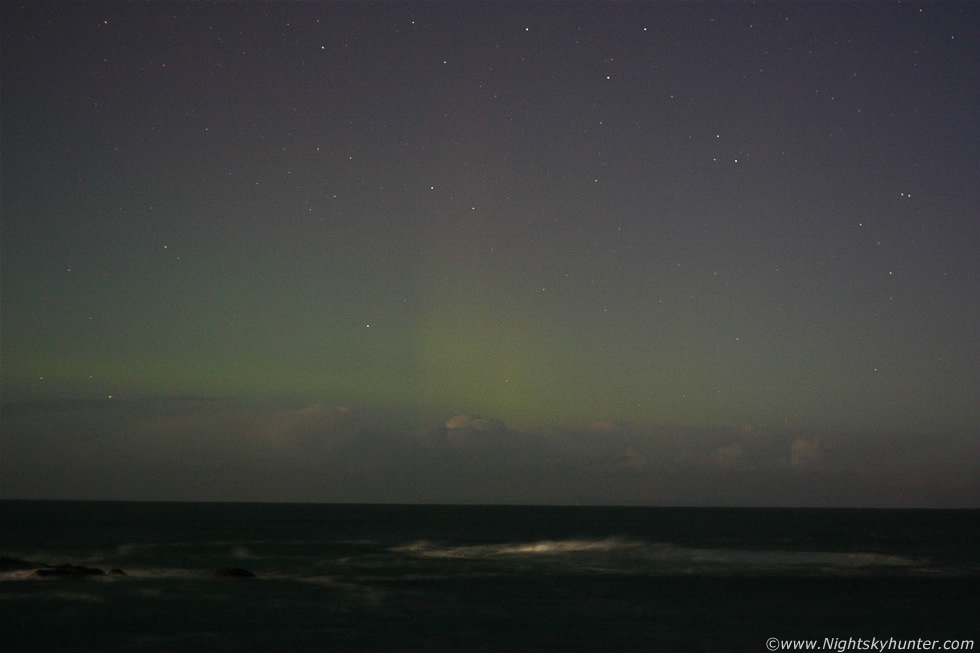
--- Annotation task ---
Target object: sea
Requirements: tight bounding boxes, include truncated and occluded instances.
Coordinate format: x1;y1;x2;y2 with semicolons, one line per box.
1;502;977;652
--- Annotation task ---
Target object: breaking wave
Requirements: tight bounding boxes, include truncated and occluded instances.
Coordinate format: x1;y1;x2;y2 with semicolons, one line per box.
393;537;925;576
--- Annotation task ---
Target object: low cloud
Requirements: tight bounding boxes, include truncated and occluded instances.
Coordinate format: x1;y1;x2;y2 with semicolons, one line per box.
445;414;506;432
1;399;976;507
711;443;745;469
790;438;823;469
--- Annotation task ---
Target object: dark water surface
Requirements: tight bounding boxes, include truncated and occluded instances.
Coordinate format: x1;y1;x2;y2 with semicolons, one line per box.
2;502;977;651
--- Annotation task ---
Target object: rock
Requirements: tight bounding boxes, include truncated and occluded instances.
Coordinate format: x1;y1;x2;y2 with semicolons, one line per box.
213;567;255;578
0;557;38;572
33;564;105;577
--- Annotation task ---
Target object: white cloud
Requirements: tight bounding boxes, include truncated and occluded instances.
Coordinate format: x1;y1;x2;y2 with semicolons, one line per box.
711;443;745;469
445;414;506;432
790;438;823;468
586;418;635;434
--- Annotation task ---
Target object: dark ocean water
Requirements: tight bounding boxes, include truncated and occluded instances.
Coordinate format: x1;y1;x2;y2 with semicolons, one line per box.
1;502;977;651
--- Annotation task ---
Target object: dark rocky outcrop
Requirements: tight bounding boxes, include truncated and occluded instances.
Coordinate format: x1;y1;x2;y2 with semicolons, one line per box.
213;567;255;578
0;557;38;572
33;564;105;577
3;557;127;577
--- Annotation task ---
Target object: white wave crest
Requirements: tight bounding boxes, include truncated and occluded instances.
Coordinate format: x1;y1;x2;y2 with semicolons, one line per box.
392;538;923;574
394;537;645;559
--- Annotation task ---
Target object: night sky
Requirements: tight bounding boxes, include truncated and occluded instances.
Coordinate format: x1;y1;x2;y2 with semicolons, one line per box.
1;2;977;506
